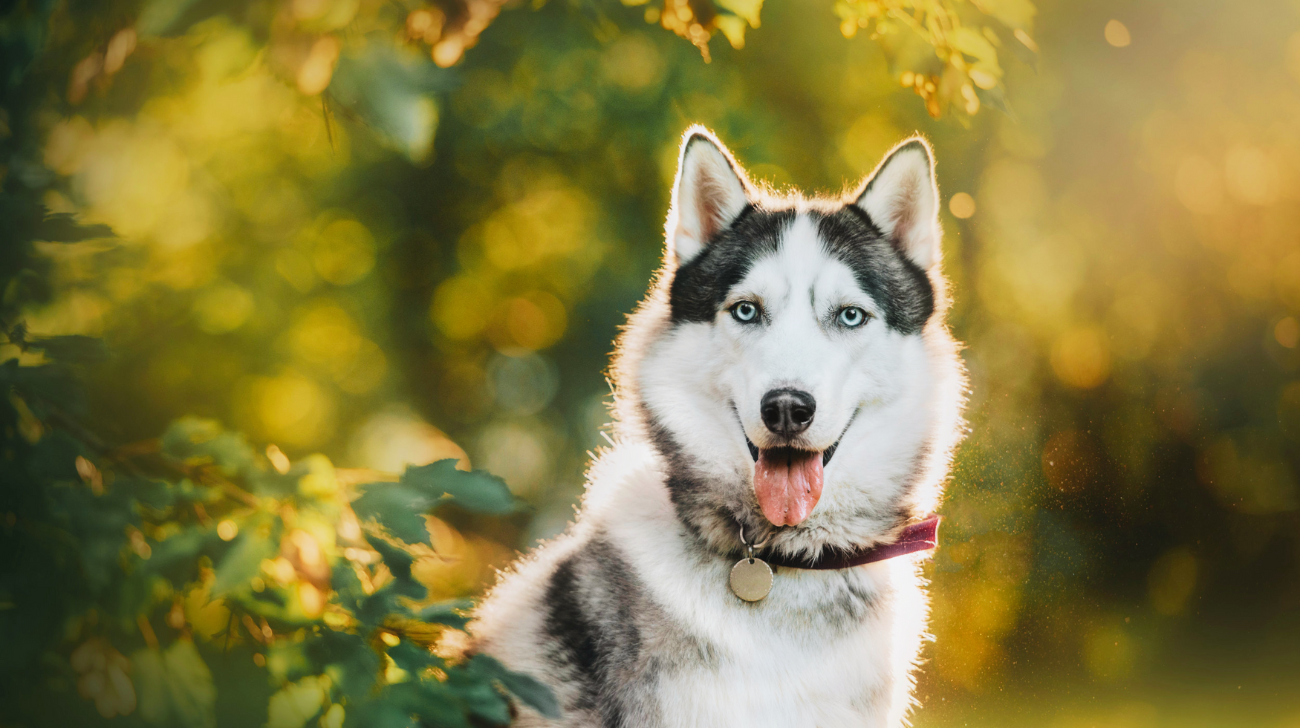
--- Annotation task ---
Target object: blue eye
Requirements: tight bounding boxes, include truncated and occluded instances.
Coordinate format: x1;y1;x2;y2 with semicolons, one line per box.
838;306;868;328
731;301;760;323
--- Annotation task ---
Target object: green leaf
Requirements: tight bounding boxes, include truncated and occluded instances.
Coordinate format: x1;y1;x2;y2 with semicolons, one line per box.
133;640;217;728
212;532;274;597
331;563;365;613
975;85;1017;120
447;669;510;725
0;513;80;674
119;475;177;510
137;0;197;35
388;681;470;728
25;431;83;481
1;360;87;416
136;0;242;37
470;655;561;719
266;641;314;684
386;641;442;675
265;674;330;728
310;632;379;703
355;538;427;625
329;44;447;162
414;599;473;630
364;535;414;581
352;484;433;545
343;699;414;728
26;335;108;363
34;213;113;242
354;588;401;627
162;418;256;476
405;460;521;516
146;527;214;578
354;461;521;546
45;481;136;594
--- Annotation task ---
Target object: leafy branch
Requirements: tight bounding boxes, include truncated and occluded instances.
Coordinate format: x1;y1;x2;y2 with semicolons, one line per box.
2;381;556;726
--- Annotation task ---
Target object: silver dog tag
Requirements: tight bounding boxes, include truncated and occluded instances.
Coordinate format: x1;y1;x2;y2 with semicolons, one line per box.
729;557;773;602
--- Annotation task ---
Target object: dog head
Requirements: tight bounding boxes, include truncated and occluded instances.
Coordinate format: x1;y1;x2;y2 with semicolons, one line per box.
611;127;966;559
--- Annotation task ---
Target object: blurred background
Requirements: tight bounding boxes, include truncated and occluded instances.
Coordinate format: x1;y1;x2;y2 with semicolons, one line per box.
4;0;1300;725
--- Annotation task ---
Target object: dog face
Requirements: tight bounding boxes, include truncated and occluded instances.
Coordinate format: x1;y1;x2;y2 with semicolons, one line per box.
614;128;965;557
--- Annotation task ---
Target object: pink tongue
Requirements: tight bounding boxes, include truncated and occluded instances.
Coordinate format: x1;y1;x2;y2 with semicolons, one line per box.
754;449;824;526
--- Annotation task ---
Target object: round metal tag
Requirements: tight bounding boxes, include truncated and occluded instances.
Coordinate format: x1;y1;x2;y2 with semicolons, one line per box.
729;558;773;602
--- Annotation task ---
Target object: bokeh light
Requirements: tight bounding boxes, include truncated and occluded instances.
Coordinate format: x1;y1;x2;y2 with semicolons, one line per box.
5;0;1300;725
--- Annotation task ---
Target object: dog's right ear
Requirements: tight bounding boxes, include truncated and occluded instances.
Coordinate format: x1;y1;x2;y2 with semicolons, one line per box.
666;127;750;266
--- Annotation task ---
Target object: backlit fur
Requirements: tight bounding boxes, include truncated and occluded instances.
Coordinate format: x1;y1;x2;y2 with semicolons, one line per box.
471;126;968;728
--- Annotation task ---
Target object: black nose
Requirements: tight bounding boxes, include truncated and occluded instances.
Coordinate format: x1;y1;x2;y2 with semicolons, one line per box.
760;389;816;437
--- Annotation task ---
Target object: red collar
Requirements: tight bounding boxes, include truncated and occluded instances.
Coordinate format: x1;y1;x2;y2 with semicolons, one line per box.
762;515;941;570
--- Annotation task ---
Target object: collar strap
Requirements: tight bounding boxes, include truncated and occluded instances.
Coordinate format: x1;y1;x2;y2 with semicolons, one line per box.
762;515;941;571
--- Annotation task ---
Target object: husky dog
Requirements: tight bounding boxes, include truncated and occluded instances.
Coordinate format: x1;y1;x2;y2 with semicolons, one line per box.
471;127;967;728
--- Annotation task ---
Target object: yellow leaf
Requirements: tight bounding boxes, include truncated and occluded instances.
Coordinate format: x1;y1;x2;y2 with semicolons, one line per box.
952;27;999;65
320;704;345;728
715;0;763;27
969;65;1000;90
714;15;749;49
971;0;1036;30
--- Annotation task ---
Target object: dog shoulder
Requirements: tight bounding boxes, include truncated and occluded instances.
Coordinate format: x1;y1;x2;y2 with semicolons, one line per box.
470;444;676;725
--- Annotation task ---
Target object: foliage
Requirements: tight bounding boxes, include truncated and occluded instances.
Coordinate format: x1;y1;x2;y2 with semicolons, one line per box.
833;0;1035;117
1;369;555;728
626;0;1034;120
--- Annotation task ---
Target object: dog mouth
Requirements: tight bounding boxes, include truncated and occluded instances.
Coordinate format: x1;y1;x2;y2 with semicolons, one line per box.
738;409;857;528
748;445;824;527
744;438;838;467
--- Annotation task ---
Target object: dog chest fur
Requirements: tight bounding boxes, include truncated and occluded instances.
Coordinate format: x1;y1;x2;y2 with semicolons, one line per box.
472;444;928;728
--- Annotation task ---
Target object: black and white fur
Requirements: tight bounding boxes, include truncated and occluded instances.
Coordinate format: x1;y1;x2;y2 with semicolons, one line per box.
471;127;967;727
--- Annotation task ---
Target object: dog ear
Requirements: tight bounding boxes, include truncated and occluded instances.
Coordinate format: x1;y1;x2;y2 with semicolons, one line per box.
667;127;751;266
853;138;941;270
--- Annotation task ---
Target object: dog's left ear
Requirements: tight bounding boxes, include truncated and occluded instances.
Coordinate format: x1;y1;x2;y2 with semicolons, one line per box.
666;127;751;266
854;138;941;270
